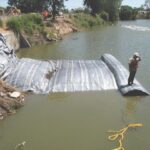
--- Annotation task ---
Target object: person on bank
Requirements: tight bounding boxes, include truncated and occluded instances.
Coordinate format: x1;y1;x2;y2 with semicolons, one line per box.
128;52;141;86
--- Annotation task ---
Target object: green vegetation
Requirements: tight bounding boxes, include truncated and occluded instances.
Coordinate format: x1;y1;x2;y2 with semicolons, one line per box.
84;0;122;21
144;0;150;10
146;11;150;18
119;5;138;20
70;13;106;29
7;13;44;34
6;11;108;45
7;0;122;22
0;19;3;27
49;0;65;19
8;0;47;12
8;0;66;19
5;11;110;47
84;0;106;14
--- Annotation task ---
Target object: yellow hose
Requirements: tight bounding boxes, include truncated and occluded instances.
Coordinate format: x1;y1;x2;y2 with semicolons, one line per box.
108;123;143;150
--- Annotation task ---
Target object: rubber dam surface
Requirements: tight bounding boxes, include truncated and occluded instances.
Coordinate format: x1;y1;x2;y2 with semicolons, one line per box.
0;34;149;96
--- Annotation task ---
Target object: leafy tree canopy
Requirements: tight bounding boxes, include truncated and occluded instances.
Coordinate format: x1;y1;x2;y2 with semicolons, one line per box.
119;5;137;20
144;0;150;10
120;5;133;20
84;0;122;21
8;0;66;18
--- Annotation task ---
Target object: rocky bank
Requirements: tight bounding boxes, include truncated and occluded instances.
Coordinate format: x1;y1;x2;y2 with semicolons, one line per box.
0;80;25;120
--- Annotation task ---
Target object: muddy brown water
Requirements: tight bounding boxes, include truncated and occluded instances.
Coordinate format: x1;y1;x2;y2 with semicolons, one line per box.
0;20;150;150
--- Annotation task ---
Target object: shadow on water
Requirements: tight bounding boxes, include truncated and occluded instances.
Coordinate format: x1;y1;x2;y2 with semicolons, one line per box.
48;92;71;102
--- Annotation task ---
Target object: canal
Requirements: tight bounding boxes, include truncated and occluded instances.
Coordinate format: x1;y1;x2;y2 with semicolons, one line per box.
0;20;150;150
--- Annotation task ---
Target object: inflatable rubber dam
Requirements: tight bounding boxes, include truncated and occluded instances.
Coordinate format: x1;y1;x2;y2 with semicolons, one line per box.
0;34;149;96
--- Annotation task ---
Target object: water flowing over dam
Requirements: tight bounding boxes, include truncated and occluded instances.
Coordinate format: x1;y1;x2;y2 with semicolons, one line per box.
0;34;149;96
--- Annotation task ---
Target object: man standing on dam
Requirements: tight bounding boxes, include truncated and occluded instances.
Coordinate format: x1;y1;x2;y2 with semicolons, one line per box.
128;52;141;86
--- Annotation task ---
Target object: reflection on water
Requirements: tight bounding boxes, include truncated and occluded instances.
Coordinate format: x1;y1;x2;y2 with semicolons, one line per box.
122;96;143;124
1;20;150;150
48;92;71;102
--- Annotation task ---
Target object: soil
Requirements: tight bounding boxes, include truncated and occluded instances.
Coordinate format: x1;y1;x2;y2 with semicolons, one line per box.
0;80;25;120
23;15;78;47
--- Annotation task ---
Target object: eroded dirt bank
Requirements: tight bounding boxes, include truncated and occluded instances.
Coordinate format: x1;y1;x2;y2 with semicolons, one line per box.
0;80;25;120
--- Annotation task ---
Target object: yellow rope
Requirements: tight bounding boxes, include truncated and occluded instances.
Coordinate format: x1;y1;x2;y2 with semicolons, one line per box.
108;123;143;150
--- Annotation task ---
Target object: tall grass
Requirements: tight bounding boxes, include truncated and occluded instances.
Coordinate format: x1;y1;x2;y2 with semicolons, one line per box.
70;13;106;29
7;13;44;34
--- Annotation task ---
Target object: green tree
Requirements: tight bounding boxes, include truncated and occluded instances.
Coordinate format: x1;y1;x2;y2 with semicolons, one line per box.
83;0;105;15
8;0;47;12
48;0;65;19
144;0;150;10
119;5;138;20
83;0;122;21
120;5;133;20
105;0;122;21
143;0;150;18
8;0;65;19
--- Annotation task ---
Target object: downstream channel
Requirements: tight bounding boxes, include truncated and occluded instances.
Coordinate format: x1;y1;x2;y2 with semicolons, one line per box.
0;20;150;150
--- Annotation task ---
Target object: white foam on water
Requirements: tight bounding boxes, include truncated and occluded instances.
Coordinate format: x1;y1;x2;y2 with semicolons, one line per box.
122;25;150;31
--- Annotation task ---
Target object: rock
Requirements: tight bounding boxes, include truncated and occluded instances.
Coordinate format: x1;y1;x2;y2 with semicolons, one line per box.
0;80;25;120
9;91;21;98
15;141;26;150
0;113;4;120
0;107;7;120
71;26;78;32
0;92;6;97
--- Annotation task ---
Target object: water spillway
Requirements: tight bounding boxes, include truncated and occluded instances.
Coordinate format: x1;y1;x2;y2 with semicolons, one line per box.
0;34;149;96
3;58;117;93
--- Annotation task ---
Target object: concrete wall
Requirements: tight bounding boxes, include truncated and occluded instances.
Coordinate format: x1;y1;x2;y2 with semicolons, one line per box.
2;30;20;51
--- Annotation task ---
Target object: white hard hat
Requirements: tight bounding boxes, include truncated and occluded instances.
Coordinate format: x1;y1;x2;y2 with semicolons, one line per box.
133;52;140;57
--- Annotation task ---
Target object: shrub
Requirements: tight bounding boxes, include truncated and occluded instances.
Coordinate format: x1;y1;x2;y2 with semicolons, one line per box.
7;13;44;34
7;17;21;33
71;13;105;29
119;5;138;20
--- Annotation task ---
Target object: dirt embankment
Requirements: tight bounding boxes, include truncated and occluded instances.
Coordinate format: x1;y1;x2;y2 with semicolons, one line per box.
0;80;25;120
0;15;78;48
52;16;78;35
32;16;78;44
20;16;78;48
